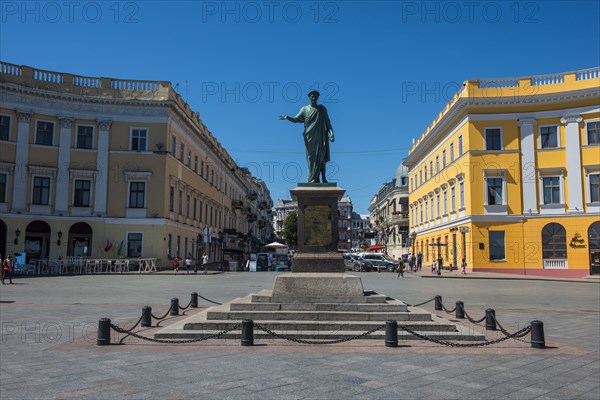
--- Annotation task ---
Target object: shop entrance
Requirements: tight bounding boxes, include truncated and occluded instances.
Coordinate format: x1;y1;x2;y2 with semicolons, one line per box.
589;222;600;275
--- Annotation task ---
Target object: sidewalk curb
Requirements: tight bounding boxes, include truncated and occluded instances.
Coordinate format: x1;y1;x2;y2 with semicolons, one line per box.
418;274;600;283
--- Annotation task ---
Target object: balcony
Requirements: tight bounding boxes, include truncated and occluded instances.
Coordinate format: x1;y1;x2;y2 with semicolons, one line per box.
259;201;268;209
246;191;257;201
232;200;244;209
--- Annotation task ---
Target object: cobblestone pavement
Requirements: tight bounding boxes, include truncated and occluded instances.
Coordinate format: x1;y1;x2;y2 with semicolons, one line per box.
1;272;598;399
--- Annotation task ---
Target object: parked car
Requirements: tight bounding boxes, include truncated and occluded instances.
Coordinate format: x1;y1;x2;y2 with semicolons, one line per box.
362;253;398;272
343;254;373;272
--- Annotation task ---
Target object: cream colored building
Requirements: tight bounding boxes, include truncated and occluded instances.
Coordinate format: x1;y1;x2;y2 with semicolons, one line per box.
0;62;274;268
368;164;410;260
403;67;600;277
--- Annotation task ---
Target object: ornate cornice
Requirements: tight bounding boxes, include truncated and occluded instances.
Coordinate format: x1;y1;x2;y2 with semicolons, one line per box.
560;115;583;125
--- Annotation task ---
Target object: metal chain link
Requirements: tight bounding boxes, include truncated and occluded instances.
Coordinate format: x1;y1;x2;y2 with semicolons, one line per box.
405;297;436;307
151;307;172;321
396;323;531;347
110;323;241;344
491;314;531;343
254;323;386;345
463;309;487;324
198;294;222;305
441;303;457;314
178;298;193;311
116;314;144;334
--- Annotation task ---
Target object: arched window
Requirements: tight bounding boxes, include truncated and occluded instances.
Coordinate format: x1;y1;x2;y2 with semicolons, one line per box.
542;223;567;259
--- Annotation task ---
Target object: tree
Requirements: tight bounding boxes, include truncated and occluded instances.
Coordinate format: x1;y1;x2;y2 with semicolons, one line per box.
282;211;298;247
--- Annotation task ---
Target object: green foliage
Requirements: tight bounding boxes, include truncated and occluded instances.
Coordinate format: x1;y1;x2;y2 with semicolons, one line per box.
282;211;298;246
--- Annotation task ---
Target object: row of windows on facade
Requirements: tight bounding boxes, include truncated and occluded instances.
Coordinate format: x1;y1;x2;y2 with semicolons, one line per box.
410;122;600;191
412;181;465;225
0;116;246;203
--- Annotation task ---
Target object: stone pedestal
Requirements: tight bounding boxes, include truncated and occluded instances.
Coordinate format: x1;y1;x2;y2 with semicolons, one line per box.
290;184;345;273
272;273;364;297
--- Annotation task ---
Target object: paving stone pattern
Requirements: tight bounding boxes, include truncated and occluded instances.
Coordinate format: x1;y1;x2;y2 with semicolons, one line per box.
0;272;598;399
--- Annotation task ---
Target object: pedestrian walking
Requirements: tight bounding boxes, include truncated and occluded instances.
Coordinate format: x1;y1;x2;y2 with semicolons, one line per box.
2;255;14;284
417;252;423;271
461;255;467;274
184;254;192;274
396;259;405;278
437;256;443;275
431;260;436;274
172;255;180;273
202;253;208;274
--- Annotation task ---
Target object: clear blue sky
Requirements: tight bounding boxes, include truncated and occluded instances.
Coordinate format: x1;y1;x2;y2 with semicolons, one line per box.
2;1;599;213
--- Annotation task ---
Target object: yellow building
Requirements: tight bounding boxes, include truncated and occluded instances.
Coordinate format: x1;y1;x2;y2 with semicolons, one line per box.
403;67;600;278
0;62;274;268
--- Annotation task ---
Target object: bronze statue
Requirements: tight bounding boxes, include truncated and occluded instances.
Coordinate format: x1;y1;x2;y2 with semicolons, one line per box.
280;90;334;183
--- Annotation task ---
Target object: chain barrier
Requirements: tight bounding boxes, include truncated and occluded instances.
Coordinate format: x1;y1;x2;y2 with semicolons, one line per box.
491;314;530;343
198;294;222;305
254;323;386;345
396;323;532;347
463;309;487;324
178;298;193;311
151;307;172;321
116;314;144;334
405;297;436;307
441;303;456;314
110;322;241;344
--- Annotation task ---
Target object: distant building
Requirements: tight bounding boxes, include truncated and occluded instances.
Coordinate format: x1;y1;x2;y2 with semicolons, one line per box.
403;67;600;277
368;164;410;260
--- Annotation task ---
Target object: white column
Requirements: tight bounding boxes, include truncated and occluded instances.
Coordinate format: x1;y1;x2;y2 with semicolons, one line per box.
54;118;72;214
12;111;31;212
561;115;584;213
94;120;111;216
517;118;538;214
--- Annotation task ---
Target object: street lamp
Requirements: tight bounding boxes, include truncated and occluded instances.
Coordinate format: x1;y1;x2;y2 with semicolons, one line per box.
14;229;21;245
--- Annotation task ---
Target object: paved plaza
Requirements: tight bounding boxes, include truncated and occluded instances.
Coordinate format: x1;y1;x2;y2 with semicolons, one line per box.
1;271;599;399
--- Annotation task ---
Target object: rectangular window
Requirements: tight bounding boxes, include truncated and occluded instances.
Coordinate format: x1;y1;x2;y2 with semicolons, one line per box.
424;200;428;221
430;198;434;220
442;150;446;168
188;150;192;167
458;135;463;156
169;186;174;212
489;231;506;261
194;156;198;173
0;173;6;202
201;161;204;177
127;232;143;257
180;143;185;162
485;128;502;150
436;194;440;217
35;121;54;146
179;190;183;214
542;177;561;204
459;182;465;208
587;121;600;145
32;176;51;205
186;194;190;217
424;167;428;181
128;182;145;208
0;115;10;141
172;135;177;155
419;169;422;186
451;186;456;212
131;128;147;151
589;174;599;203
450;143;455;162
435;156;439;173
167;234;172;258
76;125;93;149
429;161;433;178
73;179;91;207
486;177;503;205
200;201;204;222
540;126;558;148
176;235;181;257
443;191;448;215
193;198;197;220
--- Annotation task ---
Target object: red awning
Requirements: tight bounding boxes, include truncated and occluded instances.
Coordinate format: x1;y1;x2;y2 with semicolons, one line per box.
365;245;384;252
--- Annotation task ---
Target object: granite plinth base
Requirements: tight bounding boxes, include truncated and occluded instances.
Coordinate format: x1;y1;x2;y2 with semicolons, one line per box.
291;252;345;273
271;273;364;297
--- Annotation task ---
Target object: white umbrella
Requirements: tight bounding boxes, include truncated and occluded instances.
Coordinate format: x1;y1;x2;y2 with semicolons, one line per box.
265;242;287;248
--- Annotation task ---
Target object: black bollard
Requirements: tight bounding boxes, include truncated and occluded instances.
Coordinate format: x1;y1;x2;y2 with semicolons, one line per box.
170;298;179;316
434;295;442;311
97;318;111;346
141;306;152;327
385;320;398;347
456;301;465;319
191;292;198;308
485;309;496;331
530;320;545;349
241;319;254;346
